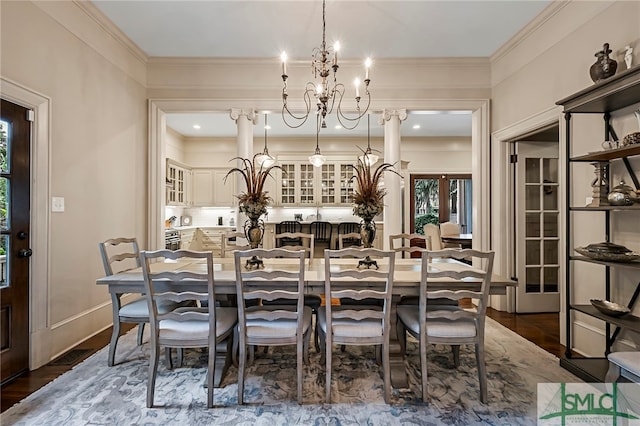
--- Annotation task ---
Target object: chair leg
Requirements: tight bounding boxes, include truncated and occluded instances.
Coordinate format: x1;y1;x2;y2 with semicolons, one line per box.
314;315;321;352
108;320;121;367
207;340;216;408
147;343;160;408
136;323;145;345
165;347;173;370
176;348;183;368
319;328;326;364
232;327;239;367
297;335;303;404
475;343;488;403
325;337;332;404
238;339;246;405
605;363;621;383
303;328;311;365
420;336;428;402
249;345;255;366
382;339;391;404
452;345;461;367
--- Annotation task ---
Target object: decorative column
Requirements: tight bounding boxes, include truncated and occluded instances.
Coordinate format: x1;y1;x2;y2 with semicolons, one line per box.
230;108;257;227
380;109;407;249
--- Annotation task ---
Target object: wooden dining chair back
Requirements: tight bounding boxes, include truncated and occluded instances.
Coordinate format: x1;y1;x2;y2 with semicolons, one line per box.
423;223;443;250
140;249;237;408
275;221;302;247
99;237;165;366
274;232;315;263
396;249;494;403
221;231;249;257
336;222;360;248
233;248;311;404
310;221;332;252
318;248;396;403
439;221;461;237
338;232;362;249
389;233;431;258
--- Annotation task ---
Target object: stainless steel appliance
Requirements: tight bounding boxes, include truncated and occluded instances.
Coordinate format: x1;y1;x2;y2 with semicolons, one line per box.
165;229;180;250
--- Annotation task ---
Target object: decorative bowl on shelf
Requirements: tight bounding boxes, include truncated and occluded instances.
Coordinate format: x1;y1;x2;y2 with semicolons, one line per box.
590;299;631;317
575;247;640;262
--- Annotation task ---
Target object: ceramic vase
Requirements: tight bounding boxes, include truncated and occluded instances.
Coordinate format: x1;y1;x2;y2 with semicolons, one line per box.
244;217;264;249
589;43;617;83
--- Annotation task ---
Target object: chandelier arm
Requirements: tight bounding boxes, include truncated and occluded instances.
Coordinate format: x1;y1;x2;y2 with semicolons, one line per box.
281;87;315;129
336;90;371;129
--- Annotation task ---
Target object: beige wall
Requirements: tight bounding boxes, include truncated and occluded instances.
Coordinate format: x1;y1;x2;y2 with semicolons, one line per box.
1;1;148;364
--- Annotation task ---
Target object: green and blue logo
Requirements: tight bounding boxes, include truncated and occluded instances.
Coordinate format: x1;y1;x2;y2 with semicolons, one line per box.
538;383;640;425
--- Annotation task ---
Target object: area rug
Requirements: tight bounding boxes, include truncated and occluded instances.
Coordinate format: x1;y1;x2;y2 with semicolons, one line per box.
1;318;579;425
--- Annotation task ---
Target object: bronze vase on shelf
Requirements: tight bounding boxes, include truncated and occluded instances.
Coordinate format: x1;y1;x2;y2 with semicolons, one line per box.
589;43;617;83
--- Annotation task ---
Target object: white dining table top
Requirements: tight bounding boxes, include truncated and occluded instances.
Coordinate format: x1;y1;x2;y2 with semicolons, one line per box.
97;257;515;293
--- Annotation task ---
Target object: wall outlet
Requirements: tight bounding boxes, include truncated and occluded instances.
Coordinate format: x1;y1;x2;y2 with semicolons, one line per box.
52;197;65;212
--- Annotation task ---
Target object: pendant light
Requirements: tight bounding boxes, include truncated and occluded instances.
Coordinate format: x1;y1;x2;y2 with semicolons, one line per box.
255;113;275;168
309;114;326;167
358;114;379;166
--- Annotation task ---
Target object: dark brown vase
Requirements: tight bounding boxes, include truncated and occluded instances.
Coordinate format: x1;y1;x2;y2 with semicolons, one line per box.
244;218;264;249
590;43;618;83
359;219;376;248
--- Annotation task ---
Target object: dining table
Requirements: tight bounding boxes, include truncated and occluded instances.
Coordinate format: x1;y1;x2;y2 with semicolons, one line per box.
96;255;515;388
440;233;473;249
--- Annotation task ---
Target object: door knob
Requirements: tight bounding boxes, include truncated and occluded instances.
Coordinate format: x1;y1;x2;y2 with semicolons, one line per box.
18;248;33;258
17;231;28;240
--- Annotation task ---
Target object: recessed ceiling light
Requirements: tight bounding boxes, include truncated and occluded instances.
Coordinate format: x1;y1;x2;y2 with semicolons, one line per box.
334;125;342;130
265;125;271;130
413;124;421;129
193;124;201;129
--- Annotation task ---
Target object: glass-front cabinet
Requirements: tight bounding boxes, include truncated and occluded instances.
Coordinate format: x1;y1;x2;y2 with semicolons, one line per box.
276;158;355;206
166;159;189;206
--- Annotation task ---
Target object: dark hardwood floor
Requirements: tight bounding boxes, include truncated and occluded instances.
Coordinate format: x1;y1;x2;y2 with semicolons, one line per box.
0;310;565;414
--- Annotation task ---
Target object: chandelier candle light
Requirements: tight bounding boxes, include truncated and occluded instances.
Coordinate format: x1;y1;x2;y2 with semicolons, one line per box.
280;0;372;131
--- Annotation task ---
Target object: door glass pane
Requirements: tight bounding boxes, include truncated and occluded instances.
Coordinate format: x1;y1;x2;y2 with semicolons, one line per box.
526;267;541;293
525;158;540;183
525;212;540;237
544;240;558;264
414;178;439;234
543;185;558;210
0;120;9;289
0;235;8;289
543;267;559;293
543;212;558;237
526;240;540;265
448;179;458;223
525;185;540;210
543;158;558;183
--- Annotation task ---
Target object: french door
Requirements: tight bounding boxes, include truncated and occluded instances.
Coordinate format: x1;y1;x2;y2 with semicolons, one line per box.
410;174;472;234
0;99;32;383
515;141;560;313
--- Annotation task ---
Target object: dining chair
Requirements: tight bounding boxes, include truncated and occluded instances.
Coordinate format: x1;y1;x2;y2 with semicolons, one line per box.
99;237;179;367
605;351;640;382
310;221;332;254
233;248;311;404
275;221;302;247
140;249;237;408
439;221;463;248
269;232;321;351
336;222;361;249
318;248;396;403
338;232;362;249
396;249;494;403
423;224;443;250
221;231;249;257
388;233;431;258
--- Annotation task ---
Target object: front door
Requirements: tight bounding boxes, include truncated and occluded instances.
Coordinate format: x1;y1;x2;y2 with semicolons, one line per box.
515;141;560;313
0;99;32;383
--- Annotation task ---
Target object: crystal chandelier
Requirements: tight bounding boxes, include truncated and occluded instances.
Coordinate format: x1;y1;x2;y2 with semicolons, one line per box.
280;0;371;131
309;114;326;167
255;113;275;168
358;114;379;166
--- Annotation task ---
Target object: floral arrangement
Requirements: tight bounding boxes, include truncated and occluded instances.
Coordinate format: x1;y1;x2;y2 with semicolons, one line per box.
225;154;281;220
349;152;401;221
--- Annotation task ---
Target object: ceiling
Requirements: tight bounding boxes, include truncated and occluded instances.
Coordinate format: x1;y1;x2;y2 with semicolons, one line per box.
92;0;551;138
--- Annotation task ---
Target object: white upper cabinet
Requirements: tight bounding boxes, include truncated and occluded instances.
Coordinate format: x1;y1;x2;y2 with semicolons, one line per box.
191;168;236;207
166;159;190;206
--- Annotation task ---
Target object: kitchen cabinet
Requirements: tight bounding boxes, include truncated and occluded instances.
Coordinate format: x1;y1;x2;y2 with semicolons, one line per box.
166;159;190;206
556;66;640;382
179;228;195;249
276;158;355;206
191;168;235;207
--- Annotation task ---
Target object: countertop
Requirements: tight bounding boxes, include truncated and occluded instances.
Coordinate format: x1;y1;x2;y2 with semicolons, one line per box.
170;225;236;231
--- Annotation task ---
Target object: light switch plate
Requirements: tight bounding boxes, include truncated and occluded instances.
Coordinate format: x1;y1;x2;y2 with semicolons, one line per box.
52;196;65;212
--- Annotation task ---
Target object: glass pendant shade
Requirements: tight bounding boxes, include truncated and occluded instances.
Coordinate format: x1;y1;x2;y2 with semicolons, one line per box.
256;113;275;168
358;114;378;165
309;115;326;167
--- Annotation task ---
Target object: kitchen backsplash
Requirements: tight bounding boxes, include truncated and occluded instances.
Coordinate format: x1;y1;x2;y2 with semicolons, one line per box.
165;206;367;227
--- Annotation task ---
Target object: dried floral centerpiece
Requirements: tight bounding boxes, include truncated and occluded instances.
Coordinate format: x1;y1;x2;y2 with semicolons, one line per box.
348;153;401;268
225;154;280;268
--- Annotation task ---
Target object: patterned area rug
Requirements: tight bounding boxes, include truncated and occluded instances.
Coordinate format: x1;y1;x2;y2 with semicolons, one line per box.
2;318;579;425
